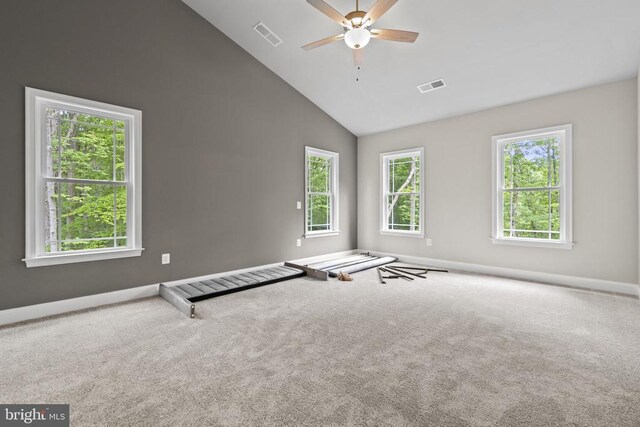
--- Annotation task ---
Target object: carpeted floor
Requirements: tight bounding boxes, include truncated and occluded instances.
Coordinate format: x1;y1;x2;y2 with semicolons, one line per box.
1;268;639;426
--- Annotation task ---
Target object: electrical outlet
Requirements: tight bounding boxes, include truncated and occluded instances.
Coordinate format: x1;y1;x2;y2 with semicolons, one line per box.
162;253;171;264
296;201;302;210
296;239;302;247
426;239;433;247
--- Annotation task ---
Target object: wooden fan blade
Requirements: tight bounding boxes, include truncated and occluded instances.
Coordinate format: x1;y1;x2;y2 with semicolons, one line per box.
353;48;364;66
302;34;344;50
307;0;351;28
362;0;398;26
371;29;419;43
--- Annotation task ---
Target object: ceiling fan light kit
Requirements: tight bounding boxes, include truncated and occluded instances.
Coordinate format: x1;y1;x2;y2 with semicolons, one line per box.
345;27;371;49
303;0;419;65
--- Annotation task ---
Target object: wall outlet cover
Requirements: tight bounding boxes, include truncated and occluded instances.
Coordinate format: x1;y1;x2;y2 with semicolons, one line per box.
296;239;302;247
296;201;302;209
162;253;171;264
426;239;433;247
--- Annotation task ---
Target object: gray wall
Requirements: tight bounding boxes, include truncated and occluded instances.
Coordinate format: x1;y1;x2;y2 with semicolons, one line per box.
0;0;357;310
358;79;638;284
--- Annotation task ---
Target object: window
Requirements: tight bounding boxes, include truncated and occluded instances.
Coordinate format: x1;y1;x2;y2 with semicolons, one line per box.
305;147;339;237
24;88;142;267
380;147;424;236
492;124;572;249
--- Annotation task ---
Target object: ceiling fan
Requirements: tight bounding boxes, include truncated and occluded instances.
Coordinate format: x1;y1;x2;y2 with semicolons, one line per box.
302;0;419;65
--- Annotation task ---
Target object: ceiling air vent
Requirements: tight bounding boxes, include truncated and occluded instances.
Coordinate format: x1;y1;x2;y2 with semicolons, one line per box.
253;22;283;47
417;79;446;94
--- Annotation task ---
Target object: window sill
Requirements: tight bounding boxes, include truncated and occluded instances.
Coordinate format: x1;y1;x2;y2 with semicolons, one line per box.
491;238;573;250
380;230;424;238
24;248;144;268
305;231;340;239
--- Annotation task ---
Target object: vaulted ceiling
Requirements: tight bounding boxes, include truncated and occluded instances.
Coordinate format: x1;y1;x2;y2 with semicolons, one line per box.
183;0;640;136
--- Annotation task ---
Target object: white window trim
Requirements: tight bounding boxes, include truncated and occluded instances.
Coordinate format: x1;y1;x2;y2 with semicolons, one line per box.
304;146;339;237
24;87;143;267
491;124;573;250
380;147;425;237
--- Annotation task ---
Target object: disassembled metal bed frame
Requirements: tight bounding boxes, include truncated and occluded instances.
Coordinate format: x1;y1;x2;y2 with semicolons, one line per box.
377;264;449;284
160;253;397;318
159;266;306;318
285;252;397;280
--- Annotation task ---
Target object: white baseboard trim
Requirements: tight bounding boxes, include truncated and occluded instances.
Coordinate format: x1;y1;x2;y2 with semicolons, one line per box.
0;249;359;327
0;284;159;327
363;249;640;297
9;247;631;326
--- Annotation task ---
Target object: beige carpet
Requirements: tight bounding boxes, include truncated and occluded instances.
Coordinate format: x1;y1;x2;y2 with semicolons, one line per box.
1;268;639;426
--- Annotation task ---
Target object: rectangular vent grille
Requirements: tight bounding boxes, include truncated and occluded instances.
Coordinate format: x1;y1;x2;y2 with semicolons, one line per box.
253;22;283;47
417;79;446;94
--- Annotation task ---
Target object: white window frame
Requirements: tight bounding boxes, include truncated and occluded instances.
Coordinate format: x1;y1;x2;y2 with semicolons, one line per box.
24;87;143;267
305;146;339;238
380;147;425;237
492;124;573;249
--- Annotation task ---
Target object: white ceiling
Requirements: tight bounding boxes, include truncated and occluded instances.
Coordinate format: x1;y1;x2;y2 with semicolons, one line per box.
183;0;640;137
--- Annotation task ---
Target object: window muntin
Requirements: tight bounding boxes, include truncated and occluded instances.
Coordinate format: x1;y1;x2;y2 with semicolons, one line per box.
25;88;142;267
493;125;572;248
381;148;424;235
305;147;339;236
